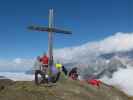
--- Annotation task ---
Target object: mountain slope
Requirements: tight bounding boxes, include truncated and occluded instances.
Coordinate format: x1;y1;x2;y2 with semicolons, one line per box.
0;79;131;100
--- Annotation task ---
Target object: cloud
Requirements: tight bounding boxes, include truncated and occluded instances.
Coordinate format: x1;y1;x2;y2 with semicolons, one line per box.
101;67;133;96
13;58;22;64
0;58;34;72
0;72;34;81
54;32;133;64
99;32;133;53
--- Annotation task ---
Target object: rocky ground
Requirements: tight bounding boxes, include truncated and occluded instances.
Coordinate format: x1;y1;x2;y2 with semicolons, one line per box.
0;79;132;100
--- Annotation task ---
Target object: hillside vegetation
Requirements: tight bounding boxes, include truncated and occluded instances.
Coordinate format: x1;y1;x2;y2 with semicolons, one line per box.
0;79;132;100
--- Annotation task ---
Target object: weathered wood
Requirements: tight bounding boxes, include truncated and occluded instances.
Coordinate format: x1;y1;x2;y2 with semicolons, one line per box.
28;26;72;34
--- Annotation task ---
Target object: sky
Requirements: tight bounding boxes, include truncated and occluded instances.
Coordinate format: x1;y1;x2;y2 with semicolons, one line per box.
0;0;133;59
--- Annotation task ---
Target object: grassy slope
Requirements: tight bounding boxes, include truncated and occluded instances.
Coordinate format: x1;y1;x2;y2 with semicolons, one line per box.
0;79;132;100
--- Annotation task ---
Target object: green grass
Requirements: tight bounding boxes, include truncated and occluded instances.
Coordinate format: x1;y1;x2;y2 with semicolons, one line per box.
0;79;131;100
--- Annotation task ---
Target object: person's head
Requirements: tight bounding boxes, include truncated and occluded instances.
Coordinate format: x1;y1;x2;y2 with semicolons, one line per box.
43;52;47;56
73;67;77;71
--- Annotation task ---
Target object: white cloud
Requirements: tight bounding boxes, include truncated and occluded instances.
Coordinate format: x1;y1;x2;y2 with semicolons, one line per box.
101;67;133;96
13;58;22;64
0;72;34;81
0;58;34;72
54;32;133;64
99;32;133;53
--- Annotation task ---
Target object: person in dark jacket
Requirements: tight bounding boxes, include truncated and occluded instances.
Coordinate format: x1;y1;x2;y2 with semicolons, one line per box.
62;66;68;76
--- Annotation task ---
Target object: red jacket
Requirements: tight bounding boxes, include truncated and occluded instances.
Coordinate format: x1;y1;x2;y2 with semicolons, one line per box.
40;56;49;65
87;79;101;87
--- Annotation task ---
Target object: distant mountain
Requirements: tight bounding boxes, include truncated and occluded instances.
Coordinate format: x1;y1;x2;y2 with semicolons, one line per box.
78;49;133;79
81;56;127;79
0;76;6;79
0;76;9;80
100;50;133;60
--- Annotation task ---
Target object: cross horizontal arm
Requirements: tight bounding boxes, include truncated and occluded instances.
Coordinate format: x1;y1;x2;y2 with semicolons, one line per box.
28;25;72;34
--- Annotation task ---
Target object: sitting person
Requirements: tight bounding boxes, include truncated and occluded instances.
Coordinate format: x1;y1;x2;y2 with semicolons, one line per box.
69;67;79;80
34;56;49;85
50;63;68;83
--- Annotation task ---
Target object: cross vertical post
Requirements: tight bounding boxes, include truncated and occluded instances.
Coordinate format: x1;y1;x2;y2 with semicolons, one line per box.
48;9;54;74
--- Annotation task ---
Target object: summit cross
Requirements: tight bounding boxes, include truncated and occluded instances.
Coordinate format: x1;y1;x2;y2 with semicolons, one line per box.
28;9;72;74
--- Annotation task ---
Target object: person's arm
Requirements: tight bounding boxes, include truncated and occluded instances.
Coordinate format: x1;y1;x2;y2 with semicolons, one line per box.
39;61;43;70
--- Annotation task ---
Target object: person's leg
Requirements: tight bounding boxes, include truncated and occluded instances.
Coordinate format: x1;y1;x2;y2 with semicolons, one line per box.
43;65;49;84
35;70;42;85
39;70;49;84
56;72;61;82
62;66;68;76
40;65;49;83
44;74;49;84
52;72;61;83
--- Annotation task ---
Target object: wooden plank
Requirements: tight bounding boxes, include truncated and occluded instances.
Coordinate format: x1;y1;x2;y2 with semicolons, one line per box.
28;26;72;34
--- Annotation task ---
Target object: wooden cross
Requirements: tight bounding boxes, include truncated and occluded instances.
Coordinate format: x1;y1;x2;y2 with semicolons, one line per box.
28;9;72;74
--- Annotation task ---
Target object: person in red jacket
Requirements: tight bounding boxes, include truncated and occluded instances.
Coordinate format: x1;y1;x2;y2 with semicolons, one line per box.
34;55;49;85
39;53;49;73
